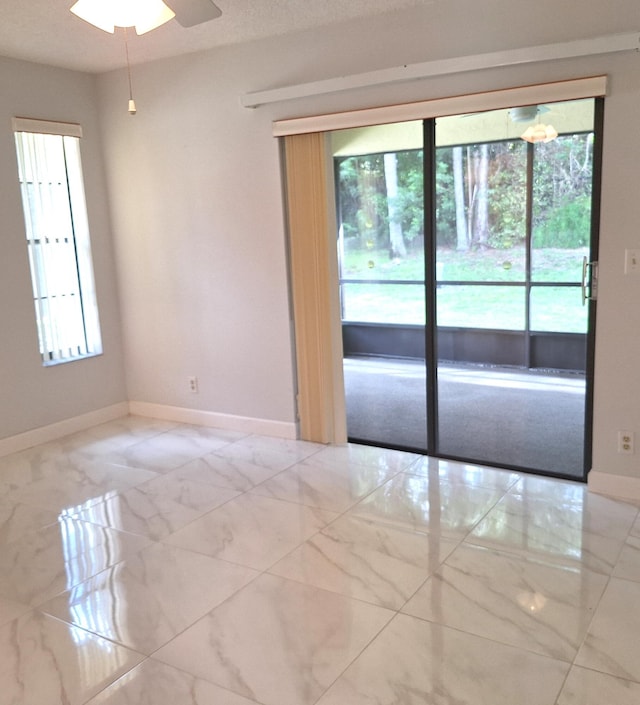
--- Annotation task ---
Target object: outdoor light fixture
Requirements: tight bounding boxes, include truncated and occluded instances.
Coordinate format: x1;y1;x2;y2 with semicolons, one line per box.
512;105;558;143
520;122;558;143
70;0;175;35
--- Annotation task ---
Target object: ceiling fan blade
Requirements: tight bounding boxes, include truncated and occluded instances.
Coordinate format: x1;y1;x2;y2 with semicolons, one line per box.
509;105;551;123
167;0;222;28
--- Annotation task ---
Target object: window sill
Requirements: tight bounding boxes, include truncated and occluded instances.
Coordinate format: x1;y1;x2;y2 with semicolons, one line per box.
42;351;103;367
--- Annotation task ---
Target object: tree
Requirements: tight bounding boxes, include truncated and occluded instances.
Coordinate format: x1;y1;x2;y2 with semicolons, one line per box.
461;144;491;248
533;133;593;247
337;150;424;259
473;143;490;247
532;134;593;247
383;152;407;258
396;150;424;247
486;141;527;249
336;131;594;262
452;146;467;250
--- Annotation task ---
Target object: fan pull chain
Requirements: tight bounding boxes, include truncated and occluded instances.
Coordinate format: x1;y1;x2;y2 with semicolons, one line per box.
124;27;136;114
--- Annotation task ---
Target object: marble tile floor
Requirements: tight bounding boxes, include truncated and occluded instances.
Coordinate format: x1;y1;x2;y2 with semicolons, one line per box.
0;415;639;705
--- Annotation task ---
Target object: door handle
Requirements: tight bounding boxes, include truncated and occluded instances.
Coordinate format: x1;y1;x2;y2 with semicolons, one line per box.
582;257;598;305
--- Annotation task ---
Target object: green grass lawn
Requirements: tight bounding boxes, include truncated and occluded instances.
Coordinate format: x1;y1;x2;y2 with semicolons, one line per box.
340;246;589;332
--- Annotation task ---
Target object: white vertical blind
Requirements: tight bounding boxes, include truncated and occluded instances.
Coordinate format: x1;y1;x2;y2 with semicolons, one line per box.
13;122;102;364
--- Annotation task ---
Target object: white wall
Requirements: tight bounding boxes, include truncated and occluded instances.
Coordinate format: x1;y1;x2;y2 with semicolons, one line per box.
0;57;127;441
96;1;640;485
97;50;298;427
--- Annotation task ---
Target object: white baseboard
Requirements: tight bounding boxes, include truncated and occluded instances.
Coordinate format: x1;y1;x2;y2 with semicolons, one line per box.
128;401;298;440
0;402;129;458
0;401;298;459
588;470;640;502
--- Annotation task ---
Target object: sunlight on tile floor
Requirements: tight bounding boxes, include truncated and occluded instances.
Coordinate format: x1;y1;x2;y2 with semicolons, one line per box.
0;416;639;704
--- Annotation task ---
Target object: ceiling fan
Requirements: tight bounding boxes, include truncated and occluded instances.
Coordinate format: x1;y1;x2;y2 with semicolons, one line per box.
70;0;222;35
508;105;550;123
167;0;222;28
70;0;223;114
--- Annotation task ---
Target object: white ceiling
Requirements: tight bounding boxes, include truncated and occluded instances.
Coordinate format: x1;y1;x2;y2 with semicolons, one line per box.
0;0;431;74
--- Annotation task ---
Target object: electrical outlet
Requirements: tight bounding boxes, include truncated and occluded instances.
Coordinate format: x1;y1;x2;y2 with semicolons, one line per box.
188;376;198;393
617;430;634;454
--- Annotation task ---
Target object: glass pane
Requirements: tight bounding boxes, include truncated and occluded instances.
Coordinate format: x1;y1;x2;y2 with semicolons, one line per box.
339;233;424;281
530;286;587;333
437;245;526;284
341;283;425;325
436;362;586;475
334;122;427;452
436;285;525;330
335;100;597;475
531;245;588;283
336;149;424;282
15;130;102;364
435;139;527;283
343;357;427;450
532;133;594;283
434;100;594;479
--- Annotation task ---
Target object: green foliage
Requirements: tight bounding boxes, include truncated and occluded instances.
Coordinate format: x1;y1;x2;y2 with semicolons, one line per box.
337;150;424;255
435;149;456;247
533;135;593;219
335;132;594;258
335;127;595;334
532;134;593;248
486;142;527;249
337;156;386;245
533;196;592;248
395;151;424;243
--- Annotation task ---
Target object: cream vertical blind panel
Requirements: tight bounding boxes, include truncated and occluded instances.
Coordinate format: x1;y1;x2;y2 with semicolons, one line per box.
273;76;607;136
283;132;346;444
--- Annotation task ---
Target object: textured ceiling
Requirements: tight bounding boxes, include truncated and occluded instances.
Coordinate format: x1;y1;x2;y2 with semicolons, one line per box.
0;0;431;74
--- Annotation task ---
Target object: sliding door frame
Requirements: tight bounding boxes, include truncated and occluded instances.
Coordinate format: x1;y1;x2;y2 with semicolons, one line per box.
583;96;605;478
423;119;439;455
426;97;604;482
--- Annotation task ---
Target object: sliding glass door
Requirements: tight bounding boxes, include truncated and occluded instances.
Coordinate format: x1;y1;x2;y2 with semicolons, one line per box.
335;97;601;480
335;123;427;449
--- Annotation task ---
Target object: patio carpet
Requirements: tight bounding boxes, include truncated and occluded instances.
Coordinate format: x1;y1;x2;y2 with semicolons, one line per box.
344;356;586;479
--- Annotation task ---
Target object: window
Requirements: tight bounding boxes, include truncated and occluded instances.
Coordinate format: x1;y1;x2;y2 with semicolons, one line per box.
13;118;102;365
